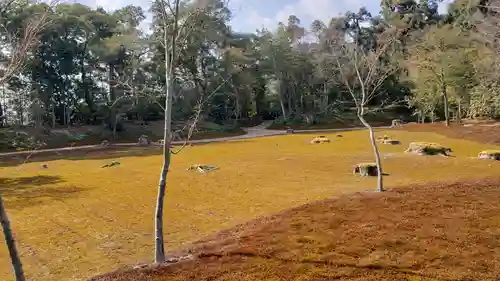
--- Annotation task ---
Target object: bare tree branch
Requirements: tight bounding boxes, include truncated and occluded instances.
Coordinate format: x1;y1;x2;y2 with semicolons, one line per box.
0;1;55;86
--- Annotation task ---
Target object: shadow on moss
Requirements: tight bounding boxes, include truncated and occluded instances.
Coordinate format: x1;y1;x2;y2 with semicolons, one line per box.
0;175;87;209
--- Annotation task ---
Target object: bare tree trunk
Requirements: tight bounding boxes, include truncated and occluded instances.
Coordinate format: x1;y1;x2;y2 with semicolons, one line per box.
154;81;172;263
154;67;173;263
0;194;26;281
457;101;462;124
154;0;178;263
154;68;172;264
358;114;384;192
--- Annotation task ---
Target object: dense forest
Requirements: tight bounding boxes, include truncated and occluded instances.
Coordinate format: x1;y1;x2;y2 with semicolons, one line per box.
0;0;499;142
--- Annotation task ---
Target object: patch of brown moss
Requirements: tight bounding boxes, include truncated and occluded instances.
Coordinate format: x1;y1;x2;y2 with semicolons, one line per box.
399;123;500;145
91;179;500;281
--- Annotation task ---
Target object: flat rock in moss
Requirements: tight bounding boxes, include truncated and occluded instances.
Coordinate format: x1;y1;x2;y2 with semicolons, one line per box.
381;139;400;145
478;150;500;160
187;164;218;173
353;163;378;176
101;161;120;168
405;142;452;156
310;136;330;144
137;135;151;146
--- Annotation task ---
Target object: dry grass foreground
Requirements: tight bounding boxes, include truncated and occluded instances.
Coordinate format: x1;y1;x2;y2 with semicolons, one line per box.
1;129;500;280
92;178;500;281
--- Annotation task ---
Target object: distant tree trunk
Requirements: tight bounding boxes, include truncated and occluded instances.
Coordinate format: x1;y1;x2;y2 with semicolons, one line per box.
0;194;26;281
67;108;71;128
277;79;287;120
287;89;292;118
113;114;118;140
457;101;462;124
80;38;94;120
18;100;23;126
51;105;56;128
279;98;287;121
443;96;449;126
234;97;240;125
358;113;384;192
0;102;4;127
441;81;450;126
273;54;287;120
108;63;117;138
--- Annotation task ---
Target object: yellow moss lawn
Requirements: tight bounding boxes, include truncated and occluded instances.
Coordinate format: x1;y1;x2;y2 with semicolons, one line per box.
0;129;500;281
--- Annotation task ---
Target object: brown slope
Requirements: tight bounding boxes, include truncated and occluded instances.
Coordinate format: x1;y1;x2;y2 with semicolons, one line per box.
91;178;500;281
400;122;500;145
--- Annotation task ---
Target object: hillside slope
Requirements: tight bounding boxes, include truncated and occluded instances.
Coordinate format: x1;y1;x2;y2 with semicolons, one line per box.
92;178;500;281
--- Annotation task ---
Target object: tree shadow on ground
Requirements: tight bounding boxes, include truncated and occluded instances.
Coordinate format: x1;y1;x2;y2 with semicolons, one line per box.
0;146;163;167
0;138;258;167
0;175;87;209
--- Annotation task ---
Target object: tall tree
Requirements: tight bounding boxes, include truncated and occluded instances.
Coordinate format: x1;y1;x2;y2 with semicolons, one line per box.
0;2;53;280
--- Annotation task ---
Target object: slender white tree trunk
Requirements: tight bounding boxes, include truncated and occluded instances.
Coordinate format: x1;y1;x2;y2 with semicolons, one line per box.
358;114;384;192
457;100;462;124
0;194;26;281
154;1;176;261
155;77;172;263
442;88;450;126
279;98;287;121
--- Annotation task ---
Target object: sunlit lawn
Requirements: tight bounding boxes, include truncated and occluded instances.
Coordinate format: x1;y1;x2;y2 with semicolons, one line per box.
1;129;500;281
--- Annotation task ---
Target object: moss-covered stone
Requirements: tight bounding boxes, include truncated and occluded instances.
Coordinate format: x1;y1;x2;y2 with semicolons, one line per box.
138;135;151;146
391;119;403;127
381;139;400;145
310;136;330;144
353;163;378;176
405;142;452;156
187;164;219;173
478;150;500;160
101;161;120;168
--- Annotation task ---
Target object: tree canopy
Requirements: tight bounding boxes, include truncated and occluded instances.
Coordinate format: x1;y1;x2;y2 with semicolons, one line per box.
0;0;498;132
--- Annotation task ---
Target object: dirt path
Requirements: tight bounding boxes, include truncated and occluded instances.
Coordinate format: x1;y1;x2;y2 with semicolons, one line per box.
0;121;387;157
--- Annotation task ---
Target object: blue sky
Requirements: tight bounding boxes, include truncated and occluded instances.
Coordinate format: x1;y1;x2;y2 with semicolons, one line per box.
77;0;452;32
228;0;380;31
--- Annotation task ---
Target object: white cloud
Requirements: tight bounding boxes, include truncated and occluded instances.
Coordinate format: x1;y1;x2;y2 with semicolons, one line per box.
234;0;366;32
244;10;274;31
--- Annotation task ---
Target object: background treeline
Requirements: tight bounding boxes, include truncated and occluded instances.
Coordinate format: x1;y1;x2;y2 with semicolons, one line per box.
0;0;499;137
